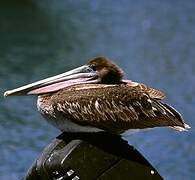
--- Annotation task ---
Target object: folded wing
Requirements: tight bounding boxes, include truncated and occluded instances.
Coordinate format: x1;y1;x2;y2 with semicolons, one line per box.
51;83;190;134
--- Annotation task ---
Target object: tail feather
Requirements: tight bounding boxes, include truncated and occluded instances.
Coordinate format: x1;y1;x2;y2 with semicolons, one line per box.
152;100;190;131
170;124;191;131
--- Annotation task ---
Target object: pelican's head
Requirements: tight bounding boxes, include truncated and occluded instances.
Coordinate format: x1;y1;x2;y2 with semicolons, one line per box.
88;57;123;84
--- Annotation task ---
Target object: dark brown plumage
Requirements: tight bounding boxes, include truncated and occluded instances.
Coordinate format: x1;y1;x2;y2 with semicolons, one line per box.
88;57;124;84
38;82;188;134
4;57;190;134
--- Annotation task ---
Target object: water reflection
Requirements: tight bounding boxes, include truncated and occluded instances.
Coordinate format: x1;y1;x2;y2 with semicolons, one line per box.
0;1;195;179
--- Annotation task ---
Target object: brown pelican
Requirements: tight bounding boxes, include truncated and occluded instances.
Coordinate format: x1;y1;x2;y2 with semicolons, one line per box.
4;57;190;135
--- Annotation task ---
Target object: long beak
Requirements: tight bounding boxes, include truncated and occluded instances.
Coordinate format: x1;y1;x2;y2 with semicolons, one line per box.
4;65;98;97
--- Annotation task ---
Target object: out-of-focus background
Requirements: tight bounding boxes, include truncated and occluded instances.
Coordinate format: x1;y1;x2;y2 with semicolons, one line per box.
0;0;194;179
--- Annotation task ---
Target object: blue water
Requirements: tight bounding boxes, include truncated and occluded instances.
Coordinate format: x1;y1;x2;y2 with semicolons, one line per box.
0;1;195;179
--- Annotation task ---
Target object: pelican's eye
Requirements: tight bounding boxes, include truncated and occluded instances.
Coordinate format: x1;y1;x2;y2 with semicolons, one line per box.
89;64;97;71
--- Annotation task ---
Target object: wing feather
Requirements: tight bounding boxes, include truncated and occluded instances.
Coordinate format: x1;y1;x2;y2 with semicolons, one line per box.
138;83;166;100
50;83;188;133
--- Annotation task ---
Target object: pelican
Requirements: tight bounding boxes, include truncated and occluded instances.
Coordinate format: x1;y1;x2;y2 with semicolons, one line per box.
4;57;190;135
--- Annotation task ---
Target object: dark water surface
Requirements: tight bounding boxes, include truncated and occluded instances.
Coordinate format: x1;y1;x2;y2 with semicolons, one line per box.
0;0;195;179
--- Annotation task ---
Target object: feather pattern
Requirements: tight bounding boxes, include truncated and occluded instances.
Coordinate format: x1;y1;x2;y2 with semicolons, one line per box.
38;83;188;134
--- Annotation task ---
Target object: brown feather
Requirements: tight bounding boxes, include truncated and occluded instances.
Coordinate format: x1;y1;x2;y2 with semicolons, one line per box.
138;83;166;100
38;83;188;134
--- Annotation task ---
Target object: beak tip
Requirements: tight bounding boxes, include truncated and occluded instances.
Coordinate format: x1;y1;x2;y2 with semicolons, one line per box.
4;91;10;97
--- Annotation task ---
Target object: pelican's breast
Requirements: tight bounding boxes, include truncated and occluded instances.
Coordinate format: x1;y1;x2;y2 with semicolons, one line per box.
37;95;56;123
37;94;102;132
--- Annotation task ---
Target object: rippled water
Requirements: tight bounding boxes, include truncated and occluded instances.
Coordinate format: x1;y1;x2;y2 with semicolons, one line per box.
0;1;195;179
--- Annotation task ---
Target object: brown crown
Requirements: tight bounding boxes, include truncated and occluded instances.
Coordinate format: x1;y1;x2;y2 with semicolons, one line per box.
88;57;124;84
